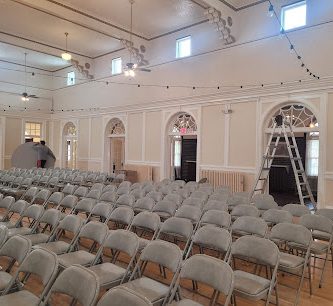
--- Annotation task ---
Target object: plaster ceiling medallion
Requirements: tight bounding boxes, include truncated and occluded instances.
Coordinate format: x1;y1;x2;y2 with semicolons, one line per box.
71;59;94;79
123;0;150;77
204;7;235;44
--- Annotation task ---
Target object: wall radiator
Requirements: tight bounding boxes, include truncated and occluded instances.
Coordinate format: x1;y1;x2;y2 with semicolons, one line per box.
200;170;244;192
124;164;153;182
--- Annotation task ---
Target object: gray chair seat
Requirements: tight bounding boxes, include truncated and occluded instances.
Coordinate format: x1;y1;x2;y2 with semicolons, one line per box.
155;212;171;219
234;270;270;297
310;241;328;254
34;241;70;255
88;263;126;286
0;271;12;291
169;300;203;306
0;290;39;305
121;276;170;302
58;250;96;268
138;237;150;251
0;222;16;229
279;253;305;270
7;228;32;238
25;233;50;245
313;230;331;241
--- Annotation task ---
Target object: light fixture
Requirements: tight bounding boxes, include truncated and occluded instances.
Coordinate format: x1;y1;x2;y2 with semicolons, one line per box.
309;122;315;128
21;97;29;102
61;32;72;61
290;44;294;53
268;4;274;17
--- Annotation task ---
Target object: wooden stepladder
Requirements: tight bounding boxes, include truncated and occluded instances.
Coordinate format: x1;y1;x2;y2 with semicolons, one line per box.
251;115;317;210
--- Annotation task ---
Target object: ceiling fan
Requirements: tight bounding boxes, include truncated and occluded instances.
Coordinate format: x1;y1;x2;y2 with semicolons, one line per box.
21;53;39;101
123;0;151;77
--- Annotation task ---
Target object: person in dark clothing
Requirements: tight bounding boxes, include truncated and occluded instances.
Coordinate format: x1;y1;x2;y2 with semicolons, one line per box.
33;141;56;168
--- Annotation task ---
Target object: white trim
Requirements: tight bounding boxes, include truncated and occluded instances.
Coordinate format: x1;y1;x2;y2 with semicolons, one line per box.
126;160;160;166
78;158;102;162
142;112;146;161
200;164;256;174
224;104;230;166
88;118;92;159
318;93;328;207
1;117;5;170
325;172;333;180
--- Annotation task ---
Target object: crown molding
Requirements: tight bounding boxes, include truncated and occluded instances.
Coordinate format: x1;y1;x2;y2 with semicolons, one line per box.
51;76;333;119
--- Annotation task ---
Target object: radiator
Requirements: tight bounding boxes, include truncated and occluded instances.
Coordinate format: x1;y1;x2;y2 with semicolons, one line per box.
200;170;244;192
124;164;153;182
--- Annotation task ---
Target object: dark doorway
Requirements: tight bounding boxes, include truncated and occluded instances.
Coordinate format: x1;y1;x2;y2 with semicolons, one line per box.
180;137;197;182
269;134;317;205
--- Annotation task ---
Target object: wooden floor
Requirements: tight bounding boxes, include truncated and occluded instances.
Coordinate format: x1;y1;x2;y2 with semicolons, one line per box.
1;215;333;306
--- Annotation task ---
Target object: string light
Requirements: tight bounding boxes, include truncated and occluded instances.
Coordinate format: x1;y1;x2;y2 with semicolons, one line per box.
268;4;274;17
267;0;320;79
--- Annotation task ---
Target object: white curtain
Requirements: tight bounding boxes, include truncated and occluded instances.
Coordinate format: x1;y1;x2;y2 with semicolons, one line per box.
306;139;319;176
174;139;181;178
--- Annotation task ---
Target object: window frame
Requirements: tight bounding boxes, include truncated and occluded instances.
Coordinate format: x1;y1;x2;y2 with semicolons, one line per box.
305;135;319;177
281;1;307;31
111;57;122;75
24;121;42;143
176;36;192;59
67;71;76;86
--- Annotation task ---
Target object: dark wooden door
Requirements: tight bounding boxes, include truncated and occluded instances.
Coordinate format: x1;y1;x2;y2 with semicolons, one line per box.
269;135;306;194
181;138;197;182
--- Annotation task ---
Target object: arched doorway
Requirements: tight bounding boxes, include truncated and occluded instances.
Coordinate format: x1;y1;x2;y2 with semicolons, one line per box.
105;118;125;173
63;122;77;169
264;104;319;206
166;112;198;182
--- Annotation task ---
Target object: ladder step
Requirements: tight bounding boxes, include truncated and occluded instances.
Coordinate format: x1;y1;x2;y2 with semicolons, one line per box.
302;195;311;199
262;168;270;171
299;183;306;186
265;155;290;159
258;178;267;181
254;189;263;191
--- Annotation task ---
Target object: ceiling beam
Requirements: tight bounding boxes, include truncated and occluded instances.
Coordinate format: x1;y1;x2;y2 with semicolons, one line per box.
200;0;235;15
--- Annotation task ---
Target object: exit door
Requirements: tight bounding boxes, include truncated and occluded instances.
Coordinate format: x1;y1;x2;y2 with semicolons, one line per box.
181;138;197;182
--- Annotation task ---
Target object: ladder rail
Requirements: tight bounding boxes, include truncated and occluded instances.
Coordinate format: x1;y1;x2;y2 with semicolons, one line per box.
252;117;317;211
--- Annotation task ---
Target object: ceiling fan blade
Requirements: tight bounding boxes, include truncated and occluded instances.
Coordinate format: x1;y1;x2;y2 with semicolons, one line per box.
137;68;151;72
28;95;39;99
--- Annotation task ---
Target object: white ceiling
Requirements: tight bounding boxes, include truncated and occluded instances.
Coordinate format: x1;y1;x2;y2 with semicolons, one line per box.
220;0;266;10
58;0;207;38
0;0;273;71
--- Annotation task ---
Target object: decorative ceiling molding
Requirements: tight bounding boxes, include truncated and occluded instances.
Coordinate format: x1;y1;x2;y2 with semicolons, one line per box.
216;0;267;11
204;7;235;44
0;30;92;59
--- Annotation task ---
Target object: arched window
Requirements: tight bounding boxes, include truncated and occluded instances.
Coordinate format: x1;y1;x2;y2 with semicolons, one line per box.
268;104;318;128
105;118;126;173
169;113;197;135
63;122;77;136
109;119;125;136
63;122;77;169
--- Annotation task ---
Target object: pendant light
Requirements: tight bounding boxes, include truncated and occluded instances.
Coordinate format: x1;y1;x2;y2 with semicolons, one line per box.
61;32;72;61
124;0;136;77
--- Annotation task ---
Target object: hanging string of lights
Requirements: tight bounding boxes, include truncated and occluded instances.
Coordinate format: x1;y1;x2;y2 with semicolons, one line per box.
0;63;325;95
267;0;320;79
0;0;323;106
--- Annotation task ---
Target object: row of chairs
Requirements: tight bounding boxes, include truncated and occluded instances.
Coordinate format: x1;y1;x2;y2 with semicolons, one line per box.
0;205;330;306
0;167;127;190
0;185;332;304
